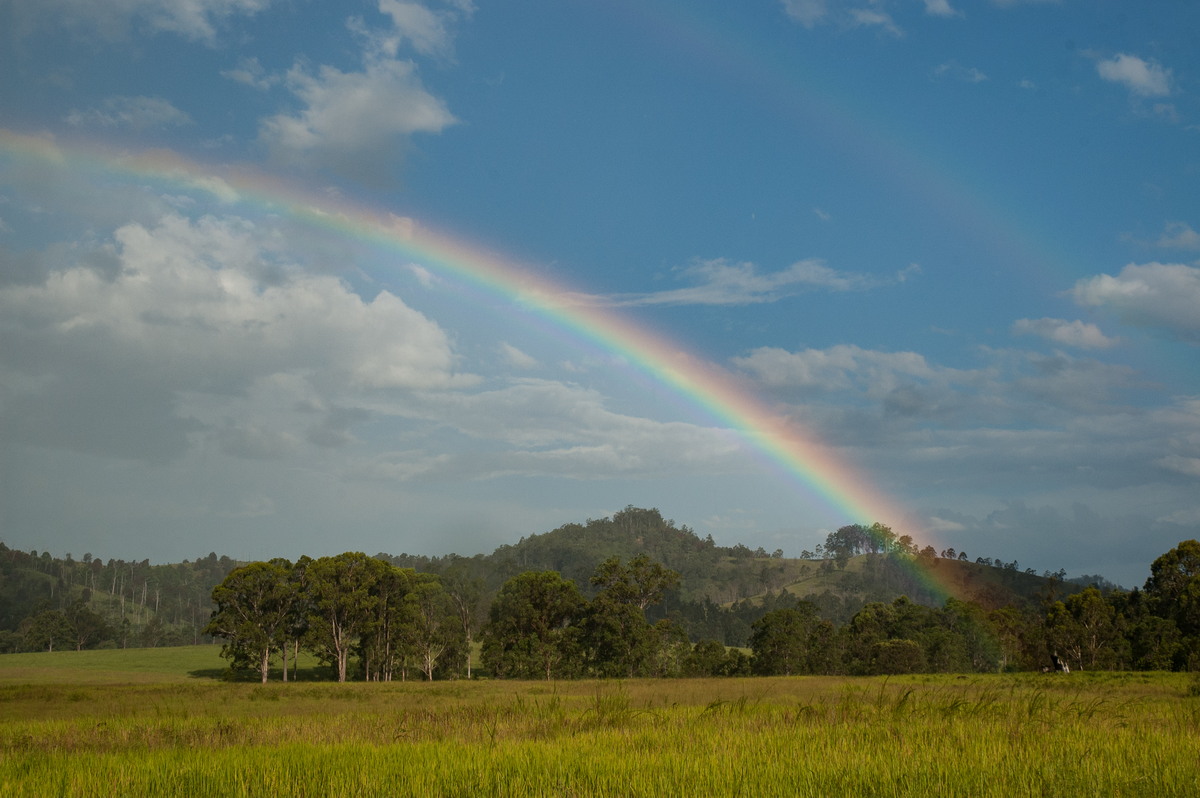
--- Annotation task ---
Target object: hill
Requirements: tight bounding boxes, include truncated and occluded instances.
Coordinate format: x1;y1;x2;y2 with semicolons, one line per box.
3;506;1086;651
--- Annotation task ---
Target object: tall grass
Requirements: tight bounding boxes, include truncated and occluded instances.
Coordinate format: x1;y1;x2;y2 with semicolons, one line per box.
0;654;1196;796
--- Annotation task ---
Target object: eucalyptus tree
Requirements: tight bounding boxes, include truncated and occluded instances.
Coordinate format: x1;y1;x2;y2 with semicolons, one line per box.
400;574;463;680
205;559;295;682
304;552;381;682
481;570;584;679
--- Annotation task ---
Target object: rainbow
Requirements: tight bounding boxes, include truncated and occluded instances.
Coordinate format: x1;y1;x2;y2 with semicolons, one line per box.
0;129;952;601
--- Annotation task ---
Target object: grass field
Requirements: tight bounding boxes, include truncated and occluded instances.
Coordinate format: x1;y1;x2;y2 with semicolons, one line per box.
1;647;1197;796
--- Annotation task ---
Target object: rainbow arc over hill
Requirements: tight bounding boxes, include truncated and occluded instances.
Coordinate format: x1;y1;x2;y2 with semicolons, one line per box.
0;130;951;601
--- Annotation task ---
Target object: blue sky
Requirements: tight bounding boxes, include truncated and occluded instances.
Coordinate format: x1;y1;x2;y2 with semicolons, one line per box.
1;0;1197;588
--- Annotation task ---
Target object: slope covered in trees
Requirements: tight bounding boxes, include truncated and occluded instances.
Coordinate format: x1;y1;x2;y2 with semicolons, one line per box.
1;507;1177;676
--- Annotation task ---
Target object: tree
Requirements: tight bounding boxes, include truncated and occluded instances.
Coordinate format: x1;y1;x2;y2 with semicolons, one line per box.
683;638;730;677
400;574;463;680
1145;540;1200;658
20;609;73;652
357;561;414;682
870;639;925;675
205;560;295;683
481;571;584;679
64;598;112;651
589;554;680;611
580;555;682;677
441;562;485;679
1044;587;1127;671
749;604;824;676
305;553;380;683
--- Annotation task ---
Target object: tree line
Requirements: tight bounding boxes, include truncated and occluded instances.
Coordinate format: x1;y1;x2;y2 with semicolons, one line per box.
0;545;238;653
203;539;1200;681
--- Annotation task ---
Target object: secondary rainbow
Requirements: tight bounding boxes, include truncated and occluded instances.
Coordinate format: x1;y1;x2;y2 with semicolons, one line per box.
0;130;950;598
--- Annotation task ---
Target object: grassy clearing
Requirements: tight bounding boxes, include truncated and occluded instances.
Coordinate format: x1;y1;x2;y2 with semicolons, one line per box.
0;651;1196;796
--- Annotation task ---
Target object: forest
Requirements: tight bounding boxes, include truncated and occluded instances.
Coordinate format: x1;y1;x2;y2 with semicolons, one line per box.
2;507;1196;677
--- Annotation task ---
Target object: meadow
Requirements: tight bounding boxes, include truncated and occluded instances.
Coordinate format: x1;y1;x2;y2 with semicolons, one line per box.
1;647;1197;797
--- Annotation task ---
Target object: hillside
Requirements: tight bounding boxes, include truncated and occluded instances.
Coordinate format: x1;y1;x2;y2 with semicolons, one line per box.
3;506;1086;650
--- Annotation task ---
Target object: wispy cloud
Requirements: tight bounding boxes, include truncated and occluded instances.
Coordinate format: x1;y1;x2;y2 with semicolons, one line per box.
933;61;987;83
9;0;274;43
556;258;919;308
923;0;960;17
1156;222;1200;250
65;96;192;130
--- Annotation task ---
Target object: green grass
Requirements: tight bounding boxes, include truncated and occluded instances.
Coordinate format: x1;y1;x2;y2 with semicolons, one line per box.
1;650;1197;796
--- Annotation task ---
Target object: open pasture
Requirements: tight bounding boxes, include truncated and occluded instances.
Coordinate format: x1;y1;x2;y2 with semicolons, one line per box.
1;648;1197;797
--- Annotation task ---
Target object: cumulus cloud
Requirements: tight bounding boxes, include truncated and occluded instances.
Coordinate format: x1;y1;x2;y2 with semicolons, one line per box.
564;258;917;308
5;0;274;42
1096;54;1172;97
260;57;456;184
0;213;473;461
1012;318;1118;349
65;96;192;130
1071;262;1200;342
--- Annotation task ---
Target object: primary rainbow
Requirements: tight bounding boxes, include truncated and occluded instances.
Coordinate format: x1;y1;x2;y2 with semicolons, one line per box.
0;129;950;600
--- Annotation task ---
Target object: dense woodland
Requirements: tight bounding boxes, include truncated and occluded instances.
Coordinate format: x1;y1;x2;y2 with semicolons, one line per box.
2;507;1196;677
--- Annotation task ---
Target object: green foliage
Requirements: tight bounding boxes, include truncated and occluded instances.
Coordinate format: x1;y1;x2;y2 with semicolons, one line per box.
480;571;584;679
205;560;296;683
749;604;829;676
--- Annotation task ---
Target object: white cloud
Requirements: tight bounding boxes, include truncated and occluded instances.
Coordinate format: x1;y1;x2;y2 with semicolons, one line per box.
923;0;959;17
260;57;456;183
564;258;916;308
364;379;747;481
1096;54;1172;97
734;344;946;393
0;213;473;460
221;57;279;90
1012;318;1118;349
778;0;900;35
377;0;465;58
1156;222;1200;250
850;8;903;37
1157;455;1200;479
934;62;988;84
7;0;273;42
498;343;539;370
1071;262;1200;342
65;96;192;130
780;0;828;28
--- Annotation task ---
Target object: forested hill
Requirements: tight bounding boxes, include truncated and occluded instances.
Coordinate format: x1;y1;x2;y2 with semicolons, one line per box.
2;506;1092;651
380;506;1084;627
